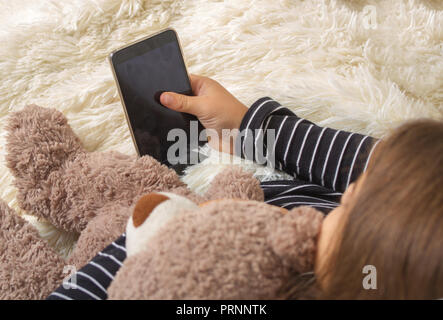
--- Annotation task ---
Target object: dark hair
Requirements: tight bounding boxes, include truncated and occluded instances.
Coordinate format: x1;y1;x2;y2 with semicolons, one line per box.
319;119;443;299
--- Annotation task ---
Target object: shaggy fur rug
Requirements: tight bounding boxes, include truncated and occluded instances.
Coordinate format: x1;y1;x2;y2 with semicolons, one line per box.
0;0;442;257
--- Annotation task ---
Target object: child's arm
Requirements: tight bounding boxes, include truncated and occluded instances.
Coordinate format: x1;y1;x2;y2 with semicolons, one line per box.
160;75;380;193
236;97;379;193
47;234;127;300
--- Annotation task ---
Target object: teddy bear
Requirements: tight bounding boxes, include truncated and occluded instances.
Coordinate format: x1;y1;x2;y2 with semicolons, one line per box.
106;191;323;299
0;104;263;299
0;104;323;300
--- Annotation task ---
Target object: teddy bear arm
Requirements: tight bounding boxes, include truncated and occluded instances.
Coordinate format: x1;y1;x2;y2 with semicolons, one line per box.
203;166;264;202
67;202;132;269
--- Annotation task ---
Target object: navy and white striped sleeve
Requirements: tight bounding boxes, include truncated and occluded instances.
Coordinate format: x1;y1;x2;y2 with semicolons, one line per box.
236;97;380;193
46;234;126;300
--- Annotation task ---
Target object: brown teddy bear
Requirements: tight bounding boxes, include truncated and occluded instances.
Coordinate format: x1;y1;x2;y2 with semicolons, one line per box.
107;192;323;299
0;105;323;300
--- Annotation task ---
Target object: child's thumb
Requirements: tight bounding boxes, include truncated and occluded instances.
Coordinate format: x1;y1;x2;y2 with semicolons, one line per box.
160;92;200;116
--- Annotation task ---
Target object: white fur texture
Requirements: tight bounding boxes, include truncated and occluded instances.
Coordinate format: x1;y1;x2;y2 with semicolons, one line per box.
0;0;442;257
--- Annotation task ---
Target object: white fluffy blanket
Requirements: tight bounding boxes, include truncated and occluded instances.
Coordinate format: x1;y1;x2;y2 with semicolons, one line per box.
0;0;442;257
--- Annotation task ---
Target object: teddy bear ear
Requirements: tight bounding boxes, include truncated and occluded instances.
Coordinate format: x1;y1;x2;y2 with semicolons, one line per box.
126;192;198;257
267;206;324;273
132;193;170;227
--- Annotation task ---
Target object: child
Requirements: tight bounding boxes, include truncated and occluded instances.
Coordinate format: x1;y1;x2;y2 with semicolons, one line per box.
48;75;443;300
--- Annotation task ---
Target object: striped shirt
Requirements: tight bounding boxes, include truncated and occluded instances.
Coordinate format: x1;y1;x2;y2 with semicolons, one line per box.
238;97;377;214
47;97;378;300
47;235;126;300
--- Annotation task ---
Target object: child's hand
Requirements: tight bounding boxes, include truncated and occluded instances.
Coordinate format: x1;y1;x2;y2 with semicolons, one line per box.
160;74;248;153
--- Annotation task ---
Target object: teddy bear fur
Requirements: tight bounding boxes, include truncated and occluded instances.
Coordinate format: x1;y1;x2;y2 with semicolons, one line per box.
107;196;323;299
0;201;66;299
0;104;264;300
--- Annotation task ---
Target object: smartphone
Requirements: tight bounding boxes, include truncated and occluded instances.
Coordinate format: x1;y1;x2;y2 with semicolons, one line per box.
109;28;206;174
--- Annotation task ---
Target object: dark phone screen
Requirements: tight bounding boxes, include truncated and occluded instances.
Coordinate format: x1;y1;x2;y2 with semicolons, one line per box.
112;31;205;171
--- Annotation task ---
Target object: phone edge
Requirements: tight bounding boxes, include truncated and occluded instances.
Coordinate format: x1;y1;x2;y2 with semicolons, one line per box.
108;53;142;158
